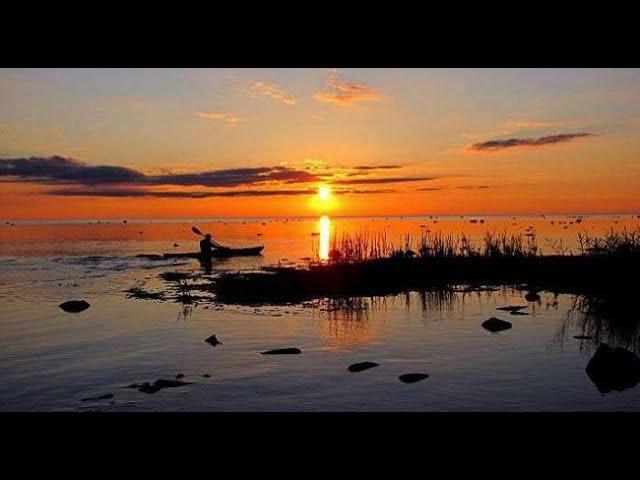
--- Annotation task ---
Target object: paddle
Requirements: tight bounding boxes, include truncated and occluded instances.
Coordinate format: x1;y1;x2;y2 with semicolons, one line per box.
192;226;227;249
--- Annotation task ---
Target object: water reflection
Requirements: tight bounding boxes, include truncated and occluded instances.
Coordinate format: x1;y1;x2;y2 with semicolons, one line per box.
319;215;331;262
561;291;640;353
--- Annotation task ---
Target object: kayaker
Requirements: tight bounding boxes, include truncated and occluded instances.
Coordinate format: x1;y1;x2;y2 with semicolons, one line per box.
200;234;222;255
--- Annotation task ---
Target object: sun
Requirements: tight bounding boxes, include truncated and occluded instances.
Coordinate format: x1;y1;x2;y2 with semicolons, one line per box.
318;185;331;201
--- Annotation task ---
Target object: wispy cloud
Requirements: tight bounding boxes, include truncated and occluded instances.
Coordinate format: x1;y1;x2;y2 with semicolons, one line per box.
469;132;596;152
331;176;436;185
456;185;491;190
353;165;402;171
250;81;295;106
47;187;400;198
313;70;383;106
502;119;584;132
195;111;242;125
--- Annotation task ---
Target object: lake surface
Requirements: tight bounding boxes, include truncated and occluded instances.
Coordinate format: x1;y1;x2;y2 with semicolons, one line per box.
1;214;639;411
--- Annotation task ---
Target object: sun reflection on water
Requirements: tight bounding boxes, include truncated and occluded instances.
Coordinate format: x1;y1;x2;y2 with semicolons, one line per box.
319;215;331;261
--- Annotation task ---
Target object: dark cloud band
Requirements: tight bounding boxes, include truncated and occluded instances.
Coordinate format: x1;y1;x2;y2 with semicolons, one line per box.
469;132;595;151
0;156;319;187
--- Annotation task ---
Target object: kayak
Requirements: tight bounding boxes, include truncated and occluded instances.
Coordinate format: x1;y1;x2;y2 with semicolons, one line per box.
163;245;264;259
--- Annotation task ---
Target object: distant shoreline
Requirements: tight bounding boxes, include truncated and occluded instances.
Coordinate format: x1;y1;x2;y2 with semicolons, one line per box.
3;212;639;225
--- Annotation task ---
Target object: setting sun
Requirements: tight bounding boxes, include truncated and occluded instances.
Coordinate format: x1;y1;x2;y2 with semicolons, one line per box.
318;185;331;201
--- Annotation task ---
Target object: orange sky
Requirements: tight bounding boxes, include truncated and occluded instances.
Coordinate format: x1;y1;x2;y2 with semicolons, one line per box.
1;68;639;219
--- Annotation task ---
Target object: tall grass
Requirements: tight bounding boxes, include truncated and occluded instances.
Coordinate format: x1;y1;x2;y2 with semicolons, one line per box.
577;228;640;256
323;227;640;264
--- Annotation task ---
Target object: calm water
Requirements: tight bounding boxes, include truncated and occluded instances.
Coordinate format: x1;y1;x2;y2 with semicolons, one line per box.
1;214;639;411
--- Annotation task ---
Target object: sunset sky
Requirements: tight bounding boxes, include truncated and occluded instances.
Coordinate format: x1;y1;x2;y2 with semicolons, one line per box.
1;68;639;219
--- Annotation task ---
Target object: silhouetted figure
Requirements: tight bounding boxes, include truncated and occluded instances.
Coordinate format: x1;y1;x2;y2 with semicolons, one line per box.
199;233;222;255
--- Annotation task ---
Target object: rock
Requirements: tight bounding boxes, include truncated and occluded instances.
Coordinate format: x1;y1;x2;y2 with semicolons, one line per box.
81;393;114;402
482;317;512;333
59;300;91;313
261;348;301;355
496;305;528;312
137;379;193;394
510;311;529;316
586;343;640;393
525;291;541;302
399;373;429;384
348;362;380;373
205;334;222;347
175;373;185;379
203;374;211;378
574;335;593;340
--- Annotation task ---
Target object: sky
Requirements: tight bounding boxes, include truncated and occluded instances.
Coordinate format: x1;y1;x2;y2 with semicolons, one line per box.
1;68;639;219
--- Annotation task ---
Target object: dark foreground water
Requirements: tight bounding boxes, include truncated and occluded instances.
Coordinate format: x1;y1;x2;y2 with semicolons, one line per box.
1;215;639;411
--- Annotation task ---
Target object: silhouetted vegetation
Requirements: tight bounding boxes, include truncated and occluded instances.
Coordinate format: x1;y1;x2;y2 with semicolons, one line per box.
213;229;639;304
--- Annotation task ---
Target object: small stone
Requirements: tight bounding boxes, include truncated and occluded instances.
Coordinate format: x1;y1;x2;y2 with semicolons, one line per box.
496;305;528;312
59;300;91;313
138;379;192;394
261;348;301;355
348;362;380;373
203;374;211;378
525;291;541;302
205;334;222;347
399;373;429;384
81;393;114;402
482;317;512;333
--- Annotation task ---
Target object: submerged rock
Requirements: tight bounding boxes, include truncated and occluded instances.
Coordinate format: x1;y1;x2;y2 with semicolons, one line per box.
399;373;429;384
496;305;528;312
205;334;222;347
261;348;302;355
81;393;114;402
59;300;91;313
525;291;541;302
135;379;193;394
585;343;640;393
348;362;380;373
482;317;512;333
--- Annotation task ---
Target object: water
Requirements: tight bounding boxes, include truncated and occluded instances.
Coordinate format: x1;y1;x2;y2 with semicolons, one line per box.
1;214;639;411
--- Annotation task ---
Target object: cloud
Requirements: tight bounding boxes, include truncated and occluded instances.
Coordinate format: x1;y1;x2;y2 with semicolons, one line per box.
353;165;402;170
250;81;295;106
313;70;383;106
469;132;595;152
195;111;241;125
0;156;433;199
0;156;145;184
502;119;584;132
48;188;317;198
456;185;491;190
147;166;319;187
331;176;436;185
48;187;398;198
0;156;320;188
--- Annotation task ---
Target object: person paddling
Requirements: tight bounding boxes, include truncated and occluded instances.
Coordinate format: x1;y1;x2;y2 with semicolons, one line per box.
200;233;223;255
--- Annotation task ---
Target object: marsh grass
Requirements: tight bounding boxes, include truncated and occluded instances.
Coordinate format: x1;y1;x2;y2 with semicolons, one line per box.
324;226;640;264
325;229;542;263
578;228;640;256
